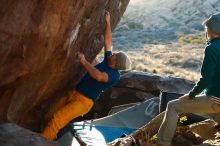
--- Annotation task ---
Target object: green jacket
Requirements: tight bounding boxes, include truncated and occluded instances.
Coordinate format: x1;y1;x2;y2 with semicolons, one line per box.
189;37;220;98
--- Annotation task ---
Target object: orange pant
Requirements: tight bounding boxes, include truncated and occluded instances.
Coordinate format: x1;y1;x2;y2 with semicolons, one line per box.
41;90;94;140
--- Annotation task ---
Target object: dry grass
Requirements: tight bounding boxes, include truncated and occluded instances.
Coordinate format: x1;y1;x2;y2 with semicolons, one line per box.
124;43;205;82
178;35;206;44
96;43;205;82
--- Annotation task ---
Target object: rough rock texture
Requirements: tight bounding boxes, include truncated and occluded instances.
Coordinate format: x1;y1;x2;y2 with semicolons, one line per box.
0;0;130;131
0;123;59;146
189;119;220;146
116;71;195;94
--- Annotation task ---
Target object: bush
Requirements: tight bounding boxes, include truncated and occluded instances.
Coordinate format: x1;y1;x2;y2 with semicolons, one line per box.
178;35;206;44
127;22;144;30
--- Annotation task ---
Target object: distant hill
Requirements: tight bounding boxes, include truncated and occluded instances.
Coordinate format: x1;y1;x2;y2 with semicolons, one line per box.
113;0;220;50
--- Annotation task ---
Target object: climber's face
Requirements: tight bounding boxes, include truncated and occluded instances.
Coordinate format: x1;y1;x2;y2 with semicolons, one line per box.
107;53;117;69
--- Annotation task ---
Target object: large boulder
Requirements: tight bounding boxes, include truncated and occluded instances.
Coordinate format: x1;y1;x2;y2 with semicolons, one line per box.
0;0;130;131
0;123;59;146
116;71;195;94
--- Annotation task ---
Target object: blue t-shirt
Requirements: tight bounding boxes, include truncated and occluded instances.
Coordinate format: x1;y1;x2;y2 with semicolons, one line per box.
76;51;120;102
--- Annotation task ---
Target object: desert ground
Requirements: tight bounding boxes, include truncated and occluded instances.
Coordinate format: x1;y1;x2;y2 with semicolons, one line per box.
110;0;220;82
125;43;204;82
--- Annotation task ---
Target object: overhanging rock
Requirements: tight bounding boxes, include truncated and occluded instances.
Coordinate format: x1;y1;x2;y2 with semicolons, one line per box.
0;0;130;131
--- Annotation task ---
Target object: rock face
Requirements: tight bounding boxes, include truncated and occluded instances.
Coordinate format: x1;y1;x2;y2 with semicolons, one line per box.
0;0;130;131
0;123;59;146
116;71;195;94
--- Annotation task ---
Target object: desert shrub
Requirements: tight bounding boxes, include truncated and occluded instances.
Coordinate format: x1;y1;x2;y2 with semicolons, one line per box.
115;25;129;32
127;22;144;30
178;35;206;44
179;116;187;124
152;69;157;73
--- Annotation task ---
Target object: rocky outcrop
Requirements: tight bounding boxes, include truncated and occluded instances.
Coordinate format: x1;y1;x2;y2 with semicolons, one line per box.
0;123;59;146
116;71;195;94
0;0;130;131
189;120;220;146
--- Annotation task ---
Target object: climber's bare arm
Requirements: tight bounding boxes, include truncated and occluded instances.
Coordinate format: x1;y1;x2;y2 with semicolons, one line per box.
104;11;112;52
78;52;108;82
